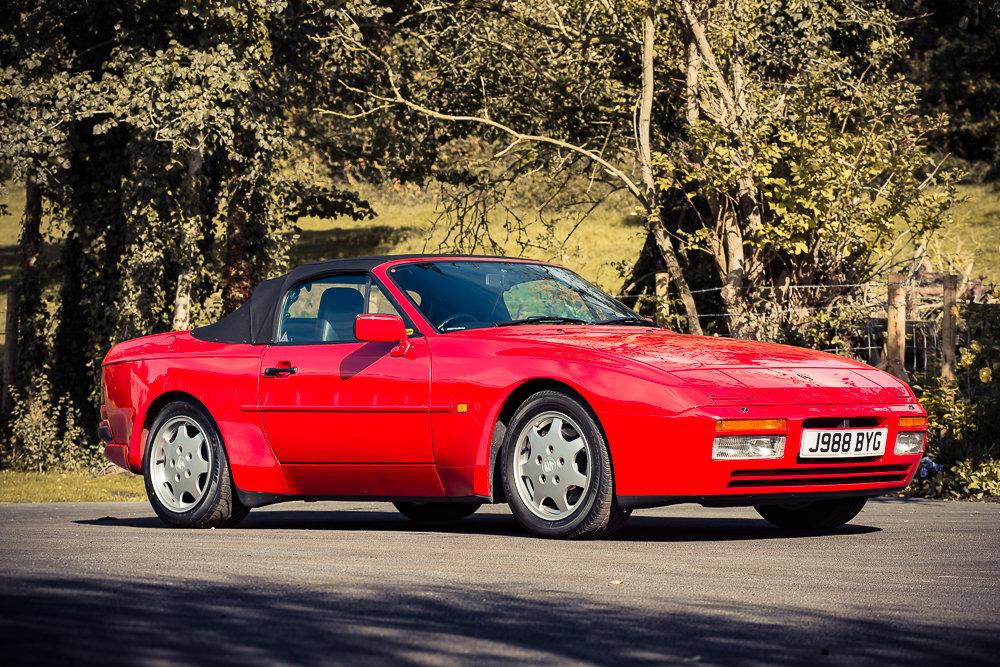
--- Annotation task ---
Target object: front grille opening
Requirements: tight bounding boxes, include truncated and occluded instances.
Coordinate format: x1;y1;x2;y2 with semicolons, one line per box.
727;463;912;489
802;417;881;429
728;473;908;488
731;464;910;477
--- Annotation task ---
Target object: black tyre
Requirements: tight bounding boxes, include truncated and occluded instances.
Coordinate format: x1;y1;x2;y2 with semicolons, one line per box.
501;390;629;539
143;400;249;528
754;497;868;530
393;501;481;522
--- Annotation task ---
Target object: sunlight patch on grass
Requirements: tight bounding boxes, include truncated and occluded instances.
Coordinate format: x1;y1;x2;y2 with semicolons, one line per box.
0;470;146;503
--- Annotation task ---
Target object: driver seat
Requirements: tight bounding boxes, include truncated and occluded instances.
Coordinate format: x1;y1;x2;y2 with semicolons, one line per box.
317;287;365;341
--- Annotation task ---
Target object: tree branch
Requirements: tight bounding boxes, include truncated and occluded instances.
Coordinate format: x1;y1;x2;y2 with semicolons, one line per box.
325;67;647;205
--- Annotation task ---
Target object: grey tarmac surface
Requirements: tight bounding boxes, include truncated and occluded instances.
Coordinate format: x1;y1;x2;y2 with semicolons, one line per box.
0;498;998;666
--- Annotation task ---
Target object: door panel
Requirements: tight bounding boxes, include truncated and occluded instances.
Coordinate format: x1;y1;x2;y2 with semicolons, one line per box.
258;338;433;464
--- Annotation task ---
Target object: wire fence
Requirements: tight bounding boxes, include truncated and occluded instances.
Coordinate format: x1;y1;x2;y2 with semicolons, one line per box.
622;273;997;377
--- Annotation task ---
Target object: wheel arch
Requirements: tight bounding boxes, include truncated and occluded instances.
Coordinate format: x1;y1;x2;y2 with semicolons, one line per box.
142;390;214;433
138;390;225;470
487;378;610;502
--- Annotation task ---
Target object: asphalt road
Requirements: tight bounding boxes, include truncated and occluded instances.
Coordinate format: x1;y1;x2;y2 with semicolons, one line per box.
1;498;998;666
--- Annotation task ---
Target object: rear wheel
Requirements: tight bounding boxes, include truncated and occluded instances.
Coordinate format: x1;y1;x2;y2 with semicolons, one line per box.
501;390;629;539
393;501;481;522
754;497;868;530
144;400;249;528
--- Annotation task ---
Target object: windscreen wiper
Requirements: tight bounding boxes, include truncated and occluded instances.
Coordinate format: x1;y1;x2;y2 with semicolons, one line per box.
498;316;588;327
592;316;656;327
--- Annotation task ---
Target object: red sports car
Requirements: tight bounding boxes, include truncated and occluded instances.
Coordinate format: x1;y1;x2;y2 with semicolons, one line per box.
100;255;927;538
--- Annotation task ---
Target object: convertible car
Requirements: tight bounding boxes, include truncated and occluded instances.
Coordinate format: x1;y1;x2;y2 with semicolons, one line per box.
100;255;927;538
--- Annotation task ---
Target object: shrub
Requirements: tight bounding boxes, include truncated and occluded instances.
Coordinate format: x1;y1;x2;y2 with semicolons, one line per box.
912;302;1000;498
4;372;97;473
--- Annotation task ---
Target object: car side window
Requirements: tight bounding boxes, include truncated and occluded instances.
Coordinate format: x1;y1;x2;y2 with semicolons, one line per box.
277;275;403;343
502;279;593;321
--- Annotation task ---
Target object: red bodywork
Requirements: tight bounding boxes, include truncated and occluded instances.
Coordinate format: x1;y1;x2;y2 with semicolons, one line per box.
101;256;926;509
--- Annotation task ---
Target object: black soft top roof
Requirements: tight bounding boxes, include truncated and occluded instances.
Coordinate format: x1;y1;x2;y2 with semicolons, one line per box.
191;254;517;344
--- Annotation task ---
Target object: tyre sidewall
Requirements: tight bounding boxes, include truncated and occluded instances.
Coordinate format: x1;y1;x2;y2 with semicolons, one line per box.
143;400;228;528
502;391;612;537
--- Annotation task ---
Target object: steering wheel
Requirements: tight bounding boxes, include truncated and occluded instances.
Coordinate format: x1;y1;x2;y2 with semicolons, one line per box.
437;312;479;331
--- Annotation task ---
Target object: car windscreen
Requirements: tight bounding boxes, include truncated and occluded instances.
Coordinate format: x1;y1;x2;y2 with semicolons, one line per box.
388;261;641;332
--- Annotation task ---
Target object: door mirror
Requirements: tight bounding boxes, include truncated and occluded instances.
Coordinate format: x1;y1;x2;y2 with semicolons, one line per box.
355;314;411;357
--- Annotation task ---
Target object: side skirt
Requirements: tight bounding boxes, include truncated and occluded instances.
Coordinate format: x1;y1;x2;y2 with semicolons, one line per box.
236;488;492;509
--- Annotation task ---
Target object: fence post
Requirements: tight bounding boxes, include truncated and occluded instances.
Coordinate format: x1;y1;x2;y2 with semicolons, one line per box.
941;274;958;382
655;272;671;327
886;274;907;379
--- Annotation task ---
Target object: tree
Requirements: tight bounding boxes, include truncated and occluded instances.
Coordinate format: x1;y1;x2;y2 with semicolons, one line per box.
0;0;376;465
328;0;957;342
898;0;1000;181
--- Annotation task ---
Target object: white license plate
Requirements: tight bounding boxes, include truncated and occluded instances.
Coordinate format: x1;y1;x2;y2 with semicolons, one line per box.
799;428;887;458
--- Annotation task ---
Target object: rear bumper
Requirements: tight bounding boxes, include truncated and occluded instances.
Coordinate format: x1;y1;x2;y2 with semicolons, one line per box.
103;444;130;471
99;417;132;472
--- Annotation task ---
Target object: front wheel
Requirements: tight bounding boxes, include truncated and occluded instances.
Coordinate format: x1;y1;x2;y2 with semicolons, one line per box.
754;497;868;530
144;400;249;528
501;390;629;539
393;501;481;522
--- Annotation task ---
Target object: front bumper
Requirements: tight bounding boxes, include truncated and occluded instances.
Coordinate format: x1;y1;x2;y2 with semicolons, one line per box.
609;401;924;503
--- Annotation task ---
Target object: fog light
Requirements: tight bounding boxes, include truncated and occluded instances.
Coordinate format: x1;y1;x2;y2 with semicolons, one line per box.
712;435;786;460
894;431;925;456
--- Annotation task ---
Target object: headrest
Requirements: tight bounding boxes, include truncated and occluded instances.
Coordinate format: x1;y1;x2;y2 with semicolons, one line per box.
318;287;365;321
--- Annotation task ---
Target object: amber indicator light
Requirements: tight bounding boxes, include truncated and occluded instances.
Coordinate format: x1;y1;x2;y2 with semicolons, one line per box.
898;416;928;428
715;418;787;433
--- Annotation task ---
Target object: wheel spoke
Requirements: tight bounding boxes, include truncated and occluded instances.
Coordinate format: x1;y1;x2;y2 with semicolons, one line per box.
534;490;552;512
563;468;588;489
547;417;564;441
527;425;546;455
554;434;584;461
522;455;542;481
551;490;569;512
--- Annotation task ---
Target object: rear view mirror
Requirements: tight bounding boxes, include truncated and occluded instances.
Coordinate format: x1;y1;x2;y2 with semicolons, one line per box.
355;314;411;357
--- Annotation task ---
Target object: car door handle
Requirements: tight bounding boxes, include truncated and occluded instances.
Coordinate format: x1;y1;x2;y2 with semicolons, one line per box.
263;366;297;377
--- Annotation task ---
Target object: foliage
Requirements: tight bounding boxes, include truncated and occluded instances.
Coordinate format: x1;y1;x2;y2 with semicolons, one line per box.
659;0;959;340
897;0;1000;182
910;459;1000;499
0;0;380;469
912;301;1000;498
5;372;94;473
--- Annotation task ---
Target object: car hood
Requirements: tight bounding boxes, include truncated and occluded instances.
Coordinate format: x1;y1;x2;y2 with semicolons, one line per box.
481;326;859;370
476;326;912;403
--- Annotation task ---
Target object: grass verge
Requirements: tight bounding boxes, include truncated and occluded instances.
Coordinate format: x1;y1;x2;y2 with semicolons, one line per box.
0;470;145;503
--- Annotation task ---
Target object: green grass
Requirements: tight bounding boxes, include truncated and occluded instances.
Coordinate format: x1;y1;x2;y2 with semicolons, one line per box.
937;184;1000;280
0;470;145;502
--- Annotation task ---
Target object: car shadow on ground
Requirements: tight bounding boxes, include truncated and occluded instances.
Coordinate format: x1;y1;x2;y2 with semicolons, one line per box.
0;573;992;665
76;508;880;542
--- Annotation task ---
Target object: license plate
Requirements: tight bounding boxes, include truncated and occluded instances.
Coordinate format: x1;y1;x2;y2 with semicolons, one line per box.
799;428;887;458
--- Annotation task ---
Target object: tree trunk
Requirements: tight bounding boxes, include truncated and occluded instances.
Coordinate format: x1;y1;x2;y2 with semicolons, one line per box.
171;144;204;331
222;184;252;314
2;169;43;414
635;5;702;335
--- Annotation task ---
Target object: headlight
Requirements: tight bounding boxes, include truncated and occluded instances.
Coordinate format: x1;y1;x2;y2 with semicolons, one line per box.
894;431;925;455
713;435;785;460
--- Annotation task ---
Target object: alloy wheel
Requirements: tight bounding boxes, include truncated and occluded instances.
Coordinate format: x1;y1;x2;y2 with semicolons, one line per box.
150;415;213;513
513;411;591;520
